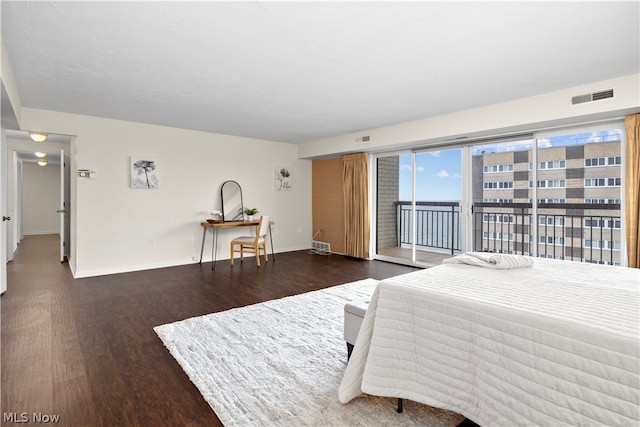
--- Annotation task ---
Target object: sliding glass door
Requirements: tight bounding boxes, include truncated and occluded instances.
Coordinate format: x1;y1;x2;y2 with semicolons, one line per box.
374;121;626;267
471;137;535;255
375;154;411;263
469;124;624;264
534;126;623;265
375;148;462;266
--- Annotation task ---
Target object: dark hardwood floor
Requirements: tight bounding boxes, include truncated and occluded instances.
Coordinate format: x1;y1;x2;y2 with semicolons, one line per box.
2;235;419;426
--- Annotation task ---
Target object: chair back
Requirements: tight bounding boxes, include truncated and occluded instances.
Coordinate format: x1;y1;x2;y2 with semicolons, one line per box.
257;215;270;237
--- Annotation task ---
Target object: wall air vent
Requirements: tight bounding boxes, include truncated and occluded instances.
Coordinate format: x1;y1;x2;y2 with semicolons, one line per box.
355;135;370;143
571;89;614;105
311;240;331;254
592;89;614;101
571;93;592;105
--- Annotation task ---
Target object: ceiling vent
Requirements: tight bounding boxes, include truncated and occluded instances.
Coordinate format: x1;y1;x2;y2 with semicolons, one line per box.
571;89;614;105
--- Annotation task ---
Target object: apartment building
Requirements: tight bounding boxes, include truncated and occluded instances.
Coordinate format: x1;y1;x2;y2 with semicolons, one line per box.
474;139;622;265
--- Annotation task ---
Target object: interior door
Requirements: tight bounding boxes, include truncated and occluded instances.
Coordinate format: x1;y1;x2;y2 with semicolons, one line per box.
59;148;70;262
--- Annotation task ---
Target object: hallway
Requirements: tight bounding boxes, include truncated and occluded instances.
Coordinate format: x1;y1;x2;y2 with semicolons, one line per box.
1;235;99;426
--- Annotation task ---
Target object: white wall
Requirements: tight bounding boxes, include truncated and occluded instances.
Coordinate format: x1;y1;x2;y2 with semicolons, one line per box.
20;109;312;278
22;162;60;235
299;74;640;159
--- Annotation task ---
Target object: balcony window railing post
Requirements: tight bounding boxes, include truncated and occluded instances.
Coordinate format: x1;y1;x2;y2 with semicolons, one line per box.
451;205;455;255
609;216;614;263
599;218;604;263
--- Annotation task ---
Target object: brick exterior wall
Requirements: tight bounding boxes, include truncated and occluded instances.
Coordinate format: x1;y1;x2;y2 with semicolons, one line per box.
376;156;399;249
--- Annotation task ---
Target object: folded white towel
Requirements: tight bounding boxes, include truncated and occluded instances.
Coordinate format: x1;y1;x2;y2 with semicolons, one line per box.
443;252;534;269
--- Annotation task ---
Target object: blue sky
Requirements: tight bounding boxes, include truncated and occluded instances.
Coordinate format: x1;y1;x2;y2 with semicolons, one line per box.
397;129;622;202
399;149;462;201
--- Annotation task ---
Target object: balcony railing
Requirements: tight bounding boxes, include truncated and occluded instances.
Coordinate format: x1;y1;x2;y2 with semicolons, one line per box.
394;201;461;255
394;201;622;265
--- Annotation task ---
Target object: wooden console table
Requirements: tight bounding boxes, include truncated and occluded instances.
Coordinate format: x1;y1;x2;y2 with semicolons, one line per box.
199;220;275;270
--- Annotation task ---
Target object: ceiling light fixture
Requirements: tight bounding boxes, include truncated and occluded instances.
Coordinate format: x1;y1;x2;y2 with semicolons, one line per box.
29;132;48;142
37;160;48;167
35;152;47;158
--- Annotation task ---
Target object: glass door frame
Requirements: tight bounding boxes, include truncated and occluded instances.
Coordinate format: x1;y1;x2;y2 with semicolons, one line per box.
372;147;469;267
372;119;627;267
533;120;627;264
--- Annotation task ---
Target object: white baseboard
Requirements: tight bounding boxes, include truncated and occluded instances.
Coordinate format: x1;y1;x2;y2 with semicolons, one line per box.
23;231;58;236
71;246;313;278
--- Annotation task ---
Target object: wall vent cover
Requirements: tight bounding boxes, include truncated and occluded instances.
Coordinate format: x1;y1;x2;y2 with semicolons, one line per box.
571;89;614;105
592;89;614;101
311;240;331;253
571;93;592;105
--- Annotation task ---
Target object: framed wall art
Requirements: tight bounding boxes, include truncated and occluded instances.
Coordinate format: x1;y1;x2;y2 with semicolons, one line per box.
275;166;292;191
131;157;159;189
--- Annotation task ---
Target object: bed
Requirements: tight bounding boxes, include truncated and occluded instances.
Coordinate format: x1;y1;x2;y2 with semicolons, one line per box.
338;254;640;426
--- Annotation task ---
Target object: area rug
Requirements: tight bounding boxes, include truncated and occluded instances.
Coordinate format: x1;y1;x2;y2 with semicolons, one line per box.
154;279;465;426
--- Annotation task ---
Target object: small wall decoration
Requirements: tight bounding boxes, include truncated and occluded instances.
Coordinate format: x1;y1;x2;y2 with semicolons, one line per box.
275;166;292;191
131;157;159;189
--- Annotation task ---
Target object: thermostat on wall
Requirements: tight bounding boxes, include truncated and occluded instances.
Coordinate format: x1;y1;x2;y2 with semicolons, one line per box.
78;169;96;179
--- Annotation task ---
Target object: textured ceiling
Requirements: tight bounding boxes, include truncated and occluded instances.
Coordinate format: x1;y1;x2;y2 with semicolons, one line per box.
2;1;639;144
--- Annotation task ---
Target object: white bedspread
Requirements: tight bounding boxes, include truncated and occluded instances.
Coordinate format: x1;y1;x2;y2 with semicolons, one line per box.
338;258;640;426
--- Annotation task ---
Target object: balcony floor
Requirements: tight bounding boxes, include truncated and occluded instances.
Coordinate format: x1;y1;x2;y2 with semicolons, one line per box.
376;246;456;267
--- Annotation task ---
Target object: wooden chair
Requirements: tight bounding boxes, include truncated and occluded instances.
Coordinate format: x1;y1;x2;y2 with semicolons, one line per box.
230;216;269;267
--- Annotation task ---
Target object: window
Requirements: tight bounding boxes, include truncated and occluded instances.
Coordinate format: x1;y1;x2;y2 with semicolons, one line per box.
483;198;514;203
539;216;565;226
539;235;564;245
537;198;566;204
531;160;566;170
584;218;621;229
483;232;514;241
585;259;620;266
585;156;621;167
484;181;514;190
532;180;565;188
377;123;625;269
484;214;514;224
585;198;621;204
585;177;620;187
584;240;621;250
484;164;514;173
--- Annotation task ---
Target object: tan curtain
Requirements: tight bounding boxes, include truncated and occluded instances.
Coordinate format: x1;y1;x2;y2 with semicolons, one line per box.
343;153;370;258
625;114;640;268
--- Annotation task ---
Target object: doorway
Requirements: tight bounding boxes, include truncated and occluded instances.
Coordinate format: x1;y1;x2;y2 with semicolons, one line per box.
375;148;463;267
5;130;72;268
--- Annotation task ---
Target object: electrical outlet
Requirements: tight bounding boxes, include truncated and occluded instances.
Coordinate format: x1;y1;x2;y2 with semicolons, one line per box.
188;235;194;242
148;238;156;245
